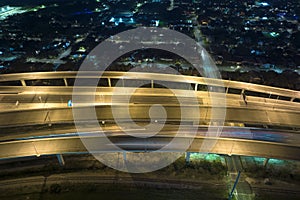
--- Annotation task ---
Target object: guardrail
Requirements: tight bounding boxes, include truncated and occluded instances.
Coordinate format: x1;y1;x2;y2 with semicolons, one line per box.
0;71;299;102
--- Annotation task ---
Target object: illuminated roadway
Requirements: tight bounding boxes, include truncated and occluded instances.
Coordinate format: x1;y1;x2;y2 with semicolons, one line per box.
0;71;299;160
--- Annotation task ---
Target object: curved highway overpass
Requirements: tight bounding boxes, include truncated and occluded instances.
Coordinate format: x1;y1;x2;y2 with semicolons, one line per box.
0;71;299;161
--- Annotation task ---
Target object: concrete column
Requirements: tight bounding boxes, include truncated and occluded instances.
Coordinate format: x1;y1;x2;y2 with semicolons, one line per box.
21;80;26;86
123;152;127;161
291;98;295;102
185;152;191;164
108;78;111;87
56;154;65;166
63;78;68;86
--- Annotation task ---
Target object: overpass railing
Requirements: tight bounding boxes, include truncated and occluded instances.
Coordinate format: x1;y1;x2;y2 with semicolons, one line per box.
0;71;299;103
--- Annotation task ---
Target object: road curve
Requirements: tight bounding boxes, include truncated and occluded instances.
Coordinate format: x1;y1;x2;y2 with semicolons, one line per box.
0;71;299;161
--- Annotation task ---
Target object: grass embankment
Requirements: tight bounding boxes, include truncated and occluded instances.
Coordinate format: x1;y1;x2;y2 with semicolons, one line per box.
0;155;228;200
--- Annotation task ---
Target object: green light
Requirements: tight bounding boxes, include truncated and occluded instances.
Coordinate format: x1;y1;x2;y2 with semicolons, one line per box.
270;32;280;37
190;153;205;160
253;157;284;165
269;159;284;164
190;153;222;162
253;157;265;163
262;31;280;38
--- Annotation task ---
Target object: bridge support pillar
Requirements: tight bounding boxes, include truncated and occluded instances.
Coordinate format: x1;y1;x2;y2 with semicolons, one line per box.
185;152;191;164
20;79;26;86
63;78;68;86
56;154;65;166
263;158;269;167
123;152;127;161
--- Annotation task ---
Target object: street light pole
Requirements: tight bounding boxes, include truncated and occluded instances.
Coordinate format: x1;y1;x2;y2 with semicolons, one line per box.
228;171;241;200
